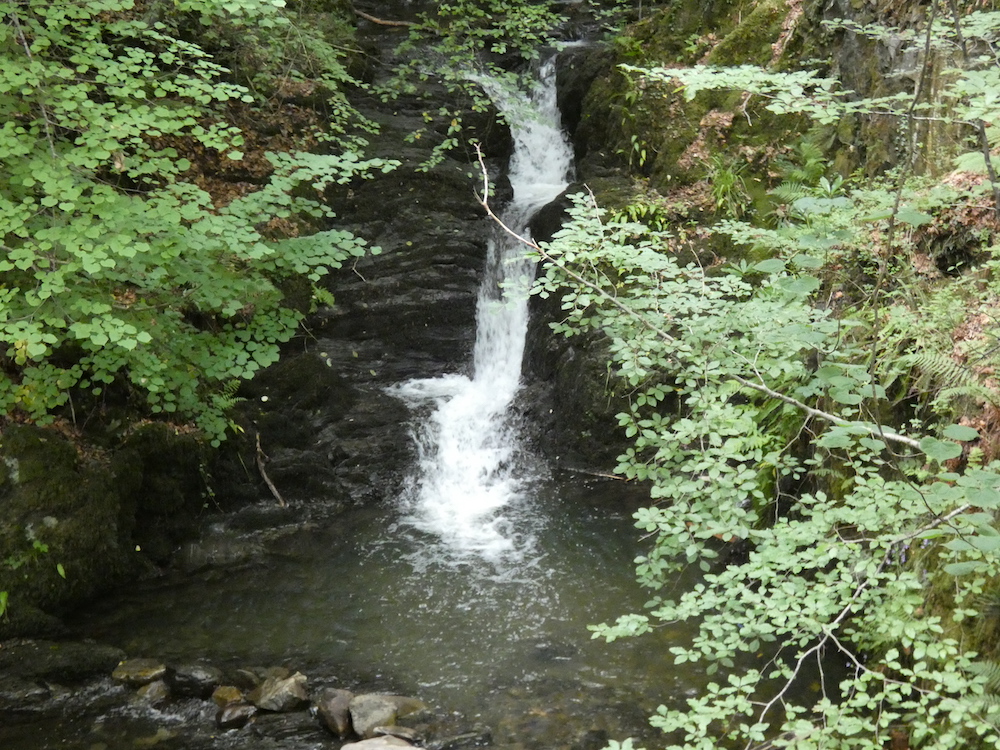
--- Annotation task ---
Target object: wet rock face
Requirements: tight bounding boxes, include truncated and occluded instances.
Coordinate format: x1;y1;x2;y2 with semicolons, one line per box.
211;43;515;513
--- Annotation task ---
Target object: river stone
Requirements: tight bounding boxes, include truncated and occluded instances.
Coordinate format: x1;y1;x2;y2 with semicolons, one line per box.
350;694;427;739
249;671;308;712
231;668;262;690
314;686;353;736
166;663;223;698
212;684;244;707
135;679;170;705
217;702;258;730
341;738;414;750
112;658;168;687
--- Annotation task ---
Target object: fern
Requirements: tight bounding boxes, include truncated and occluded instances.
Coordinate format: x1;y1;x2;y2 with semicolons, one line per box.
896;351;1000;409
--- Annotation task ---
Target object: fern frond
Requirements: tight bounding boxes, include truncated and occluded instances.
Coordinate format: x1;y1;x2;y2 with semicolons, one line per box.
897;351;1000;407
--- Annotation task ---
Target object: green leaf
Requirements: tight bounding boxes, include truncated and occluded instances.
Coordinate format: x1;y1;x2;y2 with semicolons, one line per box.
920;437;963;463
943;424;979;442
896;205;934;226
943;561;986;576
753;258;786;273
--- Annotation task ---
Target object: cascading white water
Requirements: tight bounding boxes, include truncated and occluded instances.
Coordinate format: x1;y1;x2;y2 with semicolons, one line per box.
392;59;573;562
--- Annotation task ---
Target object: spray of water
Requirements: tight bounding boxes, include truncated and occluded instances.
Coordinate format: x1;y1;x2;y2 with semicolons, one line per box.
392;59;572;563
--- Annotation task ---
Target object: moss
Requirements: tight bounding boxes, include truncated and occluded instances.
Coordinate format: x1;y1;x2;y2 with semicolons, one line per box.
706;0;790;66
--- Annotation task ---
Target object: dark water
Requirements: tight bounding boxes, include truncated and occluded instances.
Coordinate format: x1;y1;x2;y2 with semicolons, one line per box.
46;476;707;745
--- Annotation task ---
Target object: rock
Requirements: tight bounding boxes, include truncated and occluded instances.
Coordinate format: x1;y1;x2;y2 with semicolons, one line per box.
217;702;258;730
314;686;354;736
0;676;49;711
341;738;414;750
426;727;493;750
166;663;223;698
231;668;262;691
135;679;170;705
375;725;421;742
350;694;427;739
133;728;176;747
0;639;125;684
212;684;243;707
250;710;329;742
112;657;167;687
249;671;309;712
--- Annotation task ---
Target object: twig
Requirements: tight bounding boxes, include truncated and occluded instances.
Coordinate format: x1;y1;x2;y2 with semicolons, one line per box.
559;466;629;481
255;432;286;507
353;6;415;27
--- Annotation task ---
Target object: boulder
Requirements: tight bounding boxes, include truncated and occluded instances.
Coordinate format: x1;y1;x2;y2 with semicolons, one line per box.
314;686;354;736
350;694;427;739
217;702;257;730
249;671;309;712
166;663;223;698
112;658;167;687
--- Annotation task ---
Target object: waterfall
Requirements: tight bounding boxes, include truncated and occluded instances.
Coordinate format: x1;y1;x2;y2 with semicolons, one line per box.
391;59;573;563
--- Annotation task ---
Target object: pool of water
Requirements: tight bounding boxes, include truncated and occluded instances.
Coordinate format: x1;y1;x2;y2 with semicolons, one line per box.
53;475;706;748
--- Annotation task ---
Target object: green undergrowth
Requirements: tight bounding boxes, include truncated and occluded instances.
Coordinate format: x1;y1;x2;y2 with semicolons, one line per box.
547;1;1000;748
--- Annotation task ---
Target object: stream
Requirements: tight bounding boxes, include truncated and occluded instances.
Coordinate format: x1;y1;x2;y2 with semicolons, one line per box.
1;59;716;750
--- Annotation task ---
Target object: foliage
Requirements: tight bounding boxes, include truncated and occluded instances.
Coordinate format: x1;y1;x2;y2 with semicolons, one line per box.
0;0;396;444
525;5;1000;749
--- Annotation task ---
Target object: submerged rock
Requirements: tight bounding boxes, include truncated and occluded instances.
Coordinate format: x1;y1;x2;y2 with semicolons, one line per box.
0;676;49;711
0;639;126;684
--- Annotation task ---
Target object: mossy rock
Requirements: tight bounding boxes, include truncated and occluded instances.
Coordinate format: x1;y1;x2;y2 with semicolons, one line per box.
0;422;212;637
705;0;790;66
